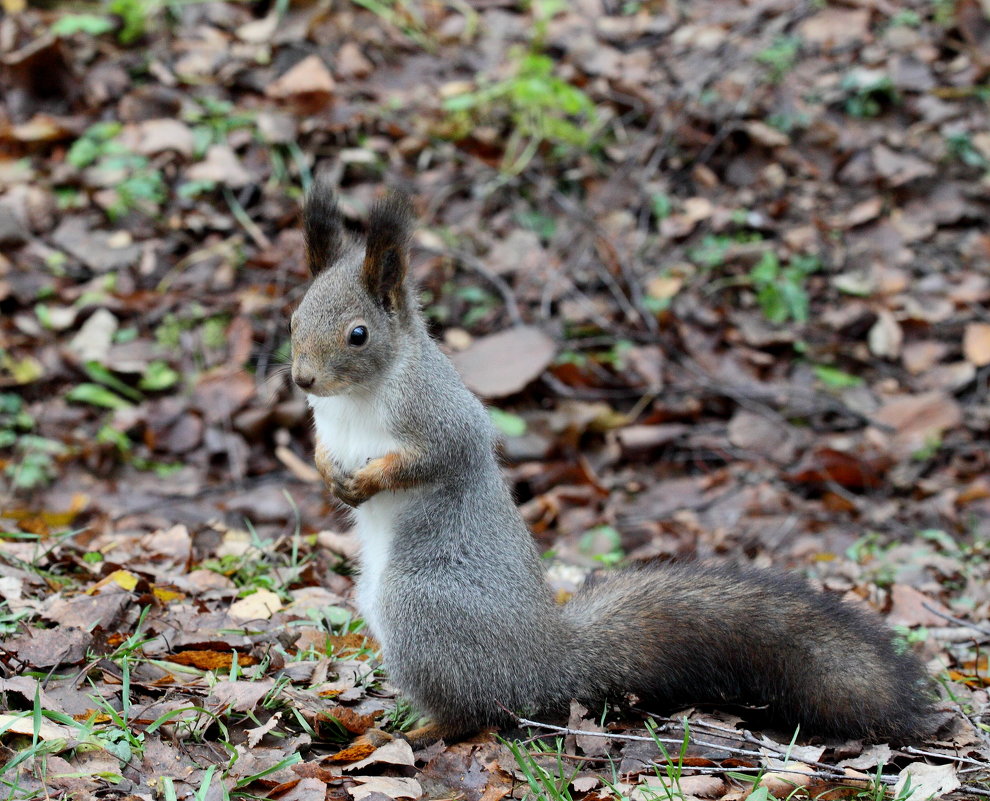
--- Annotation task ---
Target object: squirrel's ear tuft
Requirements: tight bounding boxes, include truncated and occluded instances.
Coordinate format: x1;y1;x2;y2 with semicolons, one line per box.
362;191;413;312
304;178;344;275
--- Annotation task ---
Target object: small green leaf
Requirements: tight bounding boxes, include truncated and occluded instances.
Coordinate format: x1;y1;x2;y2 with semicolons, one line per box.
66;137;102;169
749;251;780;283
489;408;527;437
83;362;143;402
139;361;180;391
66;383;133;410
442;94;481;112
51;13;115;37
813;365;864;389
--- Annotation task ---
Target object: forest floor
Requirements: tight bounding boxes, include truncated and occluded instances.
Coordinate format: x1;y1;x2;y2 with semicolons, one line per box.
1;0;990;798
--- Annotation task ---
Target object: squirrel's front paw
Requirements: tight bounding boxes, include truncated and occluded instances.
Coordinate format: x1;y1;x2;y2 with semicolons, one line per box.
332;457;396;507
332;473;375;508
315;445;368;507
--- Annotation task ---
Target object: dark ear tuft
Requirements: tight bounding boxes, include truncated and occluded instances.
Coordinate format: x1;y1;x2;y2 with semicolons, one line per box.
304;177;344;275
362;192;413;311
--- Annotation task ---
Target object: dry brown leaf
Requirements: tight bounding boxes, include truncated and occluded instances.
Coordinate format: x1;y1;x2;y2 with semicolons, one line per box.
963;322;990;366
873;145;936;186
321;706;380;735
166;650;256;670
870;391;963;457
451;326;556;398
785;448;889;490
209;678;276;712
184;144;252;189
867;309;903;359
0;713;73;742
267;55;335;99
326;730;394;764
136;119;195;158
6;626;91;668
342;737;416;772
887;584;952;627
798;7;870;46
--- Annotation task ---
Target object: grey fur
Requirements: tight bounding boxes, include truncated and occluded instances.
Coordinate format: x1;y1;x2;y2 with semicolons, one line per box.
293;184;937;743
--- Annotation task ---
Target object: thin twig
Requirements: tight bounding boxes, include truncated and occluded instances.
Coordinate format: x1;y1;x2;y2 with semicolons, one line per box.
903;746;990;770
433;246;524;327
515;716;900;786
922;603;990;638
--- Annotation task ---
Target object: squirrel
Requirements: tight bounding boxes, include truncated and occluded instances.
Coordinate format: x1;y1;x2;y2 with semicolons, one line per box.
289;180;936;747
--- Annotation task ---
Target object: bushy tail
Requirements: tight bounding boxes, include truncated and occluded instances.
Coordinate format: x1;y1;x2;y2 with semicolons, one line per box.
561;563;936;741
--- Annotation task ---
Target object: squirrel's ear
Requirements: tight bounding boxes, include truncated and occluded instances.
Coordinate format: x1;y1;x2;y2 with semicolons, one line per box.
304;178;344;275
362;192;413;312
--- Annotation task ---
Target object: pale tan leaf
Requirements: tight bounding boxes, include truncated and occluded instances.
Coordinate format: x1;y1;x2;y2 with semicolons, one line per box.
343;738;416;772
963;322;990;366
893;761;960;799
349;776;422;800
228;589;282;622
266;55;335;99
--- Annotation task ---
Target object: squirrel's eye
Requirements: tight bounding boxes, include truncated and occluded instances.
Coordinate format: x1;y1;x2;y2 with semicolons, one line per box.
348;325;368;347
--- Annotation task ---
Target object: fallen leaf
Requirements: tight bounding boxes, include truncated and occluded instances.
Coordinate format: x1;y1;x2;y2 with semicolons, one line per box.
87;569;139;594
342;737;416;772
228;588;282;622
210;679;276;712
867;309;903;359
870;391;963;458
893;761;960;799
873;145;936;186
68;308;118;364
349;776;422;800
6;626;91;667
963;322;990;366
0;713;73;743
43;590;131;629
321;706;379;735
137;119;195;158
245;711;283;748
887;584;953;627
185;144;252;189
337;42;374;79
785;447;890;490
267;55;335;99
167;650;256;670
798;7;870;46
451;326;556;398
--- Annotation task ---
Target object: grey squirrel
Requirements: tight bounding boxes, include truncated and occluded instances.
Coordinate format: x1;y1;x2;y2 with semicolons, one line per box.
290;181;936;747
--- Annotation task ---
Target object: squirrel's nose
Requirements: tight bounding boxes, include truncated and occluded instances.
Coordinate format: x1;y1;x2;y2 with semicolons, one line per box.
294;373;315;390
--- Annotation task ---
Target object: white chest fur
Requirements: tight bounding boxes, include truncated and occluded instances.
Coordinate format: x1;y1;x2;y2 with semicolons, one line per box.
308;393;407;638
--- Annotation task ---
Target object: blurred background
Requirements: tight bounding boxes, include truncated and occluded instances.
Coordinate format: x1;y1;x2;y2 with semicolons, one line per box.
0;0;988;577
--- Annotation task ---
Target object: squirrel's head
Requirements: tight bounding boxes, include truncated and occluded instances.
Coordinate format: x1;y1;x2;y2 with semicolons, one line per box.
291;181;415;397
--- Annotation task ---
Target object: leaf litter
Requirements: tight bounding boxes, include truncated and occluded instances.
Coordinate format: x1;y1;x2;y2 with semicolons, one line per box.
1;0;990;798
